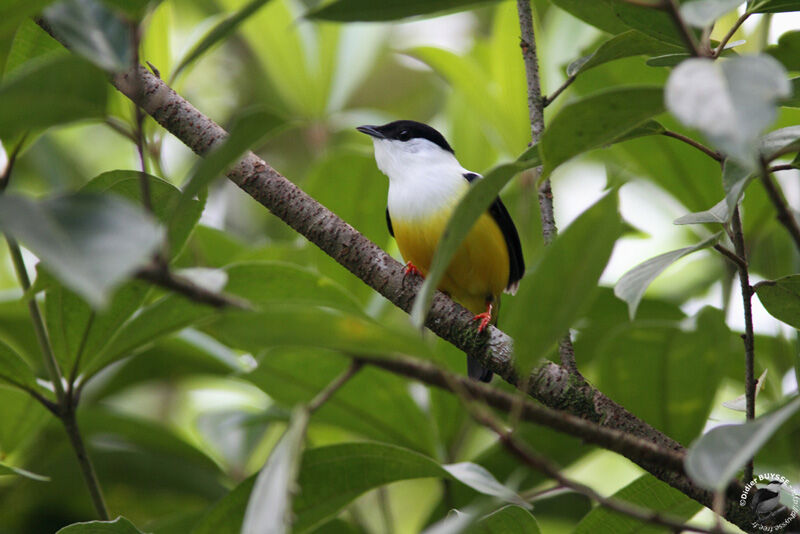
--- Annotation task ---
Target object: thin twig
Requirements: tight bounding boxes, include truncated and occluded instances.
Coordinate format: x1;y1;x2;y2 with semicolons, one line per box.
543;74;576;108
356;354;685;471
729;207;755;482
68;312;95;389
713;12;750;58
663;0;705;57
0;375;59;415
769;164;796;173
62;408;109;519
758;160;800;252
713;244;747;271
136;264;252;310
662;131;723;162
0;134;28;192
516;0;582;377
307;360;362;414
465;397;726;533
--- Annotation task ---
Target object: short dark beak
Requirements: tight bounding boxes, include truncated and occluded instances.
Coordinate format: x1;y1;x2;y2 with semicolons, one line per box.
356;125;384;139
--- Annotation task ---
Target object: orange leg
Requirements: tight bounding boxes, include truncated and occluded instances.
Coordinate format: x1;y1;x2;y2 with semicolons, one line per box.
404;261;423;278
472;302;493;333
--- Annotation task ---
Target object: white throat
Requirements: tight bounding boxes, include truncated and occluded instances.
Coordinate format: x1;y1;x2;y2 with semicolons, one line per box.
372;137;471;221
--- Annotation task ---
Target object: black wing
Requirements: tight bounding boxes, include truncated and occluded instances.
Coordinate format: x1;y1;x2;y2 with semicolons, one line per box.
386;207;394;237
464;173;524;293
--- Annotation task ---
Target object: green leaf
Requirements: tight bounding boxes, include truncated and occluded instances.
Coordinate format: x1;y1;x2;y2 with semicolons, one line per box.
0;193;163;308
685;396;800;490
675;159;751;225
567;31;684;77
171;0;273;80
665;55;790;167
306;0;503;21
171;109;284;245
3;18;63;79
608;0;693;45
410;147;541;328
505;193;621;373
43;0;132;72
765;30;800;71
595;307;728;445
470;506;540;534
55;516;147;533
244;349;437;454
747;0;800;13
610;120;666;144
0;54;106;138
540;87;665;177
681;0;745;27
550;0;634;34
574;474;701;533
755;275;800;328
197;442;527;534
242;406;310;534
615;233;721;319
0;460;49;481
83;170;204;257
0;338;37;389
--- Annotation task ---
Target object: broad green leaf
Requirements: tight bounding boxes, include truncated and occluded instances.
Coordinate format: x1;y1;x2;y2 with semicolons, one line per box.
242;406;309;534
43;0;132;72
0;388;49;456
0;193;163;308
608;0;692;45
442;463;530;509
665;55;790;167
197;442;527;534
306;0;503;21
245;349;437;454
0;1;56;36
595;307;728;445
3;19;63;79
0;338;36;389
55;516;146;533
674;158;751;225
505;193;621;373
673;198;730;225
681;0;744;27
766;30;800;71
0;54;106;138
171;0;273;80
172;109;284;245
685;396;800;490
615;233;722;319
755;275;800;328
101;0;159;19
574;474;701;533
567;31;684;77
0;460;49;481
470;506;540;534
610;120;666;144
747;0;800;12
83;170;204;257
410;147;541;328
759;125;800;160
540;87;665;177
550;0;634;34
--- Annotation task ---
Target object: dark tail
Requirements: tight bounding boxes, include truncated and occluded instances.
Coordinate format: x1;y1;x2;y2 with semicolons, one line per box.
467;356;493;382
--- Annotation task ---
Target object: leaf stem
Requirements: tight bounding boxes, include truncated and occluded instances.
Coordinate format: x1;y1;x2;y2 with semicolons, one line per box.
758;160;800;251
663;0;705;57
729;207;755;482
713;12;750;58
307;360;362;414
712;244;747;271
0;134;28;192
62;408;109;519
543;73;576;108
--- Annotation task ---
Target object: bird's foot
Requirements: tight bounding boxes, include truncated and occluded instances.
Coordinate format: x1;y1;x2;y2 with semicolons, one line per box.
472;303;493;333
404;261;423;278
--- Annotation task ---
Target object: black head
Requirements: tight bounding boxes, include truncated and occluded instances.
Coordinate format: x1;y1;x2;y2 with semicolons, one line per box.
356;120;454;154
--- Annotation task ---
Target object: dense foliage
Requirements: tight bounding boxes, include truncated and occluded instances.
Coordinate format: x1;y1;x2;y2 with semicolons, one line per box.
0;0;798;533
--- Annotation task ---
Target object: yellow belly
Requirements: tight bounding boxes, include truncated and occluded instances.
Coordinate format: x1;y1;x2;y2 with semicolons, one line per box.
393;210;509;315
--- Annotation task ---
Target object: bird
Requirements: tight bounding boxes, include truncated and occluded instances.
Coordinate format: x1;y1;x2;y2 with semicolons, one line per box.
357;120;524;383
751;480;784;519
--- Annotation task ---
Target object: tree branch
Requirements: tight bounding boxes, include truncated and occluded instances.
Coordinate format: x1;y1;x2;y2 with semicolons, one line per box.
516;0;581;377
758;160;800;252
661;130;723;162
49;58;792;533
357;354;684;471
713;244;747;271
713;12;750;58
729;207;755;482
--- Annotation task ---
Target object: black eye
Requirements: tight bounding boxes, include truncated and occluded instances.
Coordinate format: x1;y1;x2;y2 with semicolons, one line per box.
397;130;410;141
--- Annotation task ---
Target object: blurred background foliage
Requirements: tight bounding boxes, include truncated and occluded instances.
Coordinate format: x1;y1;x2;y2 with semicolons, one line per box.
0;0;799;532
